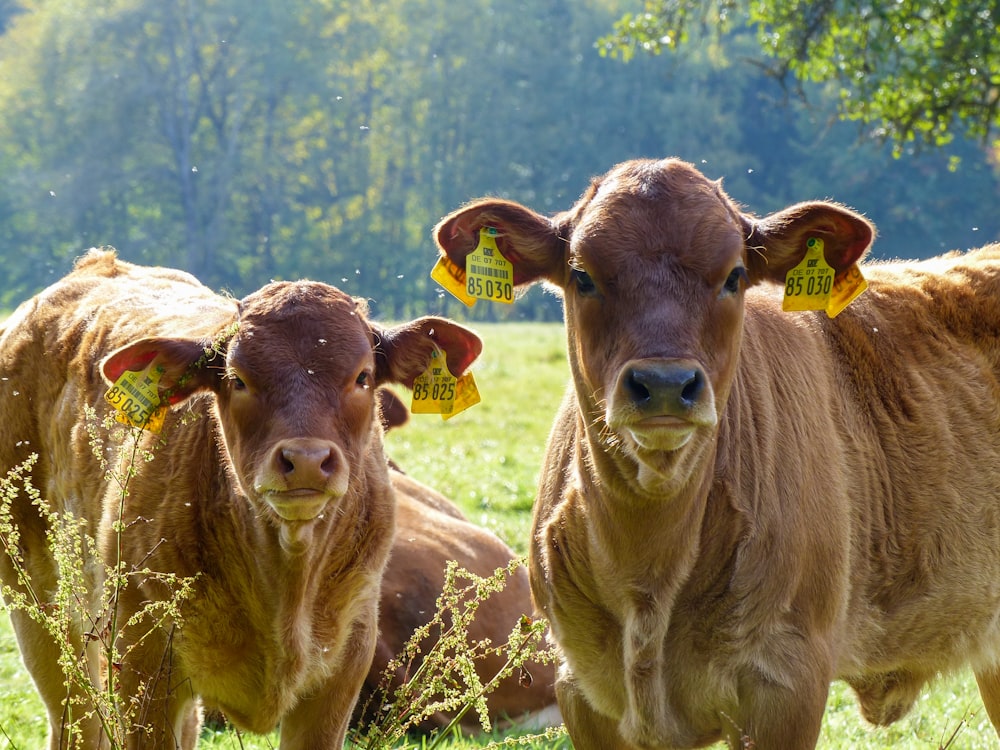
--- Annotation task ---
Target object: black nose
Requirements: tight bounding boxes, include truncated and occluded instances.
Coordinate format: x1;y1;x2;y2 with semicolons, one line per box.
622;361;706;416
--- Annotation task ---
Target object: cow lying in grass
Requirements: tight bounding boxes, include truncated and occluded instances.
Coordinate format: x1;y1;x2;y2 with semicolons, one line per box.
358;391;559;733
0;249;481;749
433;158;1000;748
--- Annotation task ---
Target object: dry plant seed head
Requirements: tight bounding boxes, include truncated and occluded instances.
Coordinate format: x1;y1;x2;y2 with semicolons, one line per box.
0;426;199;748
349;558;560;750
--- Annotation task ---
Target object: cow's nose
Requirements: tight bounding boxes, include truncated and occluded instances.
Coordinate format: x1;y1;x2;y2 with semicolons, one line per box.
621;360;707;417
271;438;347;492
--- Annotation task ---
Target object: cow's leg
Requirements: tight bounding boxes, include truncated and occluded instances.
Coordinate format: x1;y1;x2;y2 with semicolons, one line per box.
728;673;829;750
114;625;197;750
178;700;203;750
974;665;1000;735
279;618;376;749
557;674;637;750
8;608;106;749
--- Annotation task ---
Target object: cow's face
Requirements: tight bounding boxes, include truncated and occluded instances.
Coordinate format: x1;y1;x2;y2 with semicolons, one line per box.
101;283;482;536
214;283;377;523
561;163;748;471
435;158;873;490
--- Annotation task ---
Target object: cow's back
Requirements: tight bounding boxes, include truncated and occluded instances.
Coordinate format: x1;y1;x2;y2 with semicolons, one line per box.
0;249;236;526
827;247;1000;672
729;246;1000;679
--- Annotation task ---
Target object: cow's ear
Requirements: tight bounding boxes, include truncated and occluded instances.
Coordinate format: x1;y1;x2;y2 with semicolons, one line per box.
373;317;483;388
742;201;875;284
434;199;566;288
102;337;220;405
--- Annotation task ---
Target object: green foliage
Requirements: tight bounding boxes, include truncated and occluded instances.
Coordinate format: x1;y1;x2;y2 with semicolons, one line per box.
350;558;560;749
600;0;1000;154
0;412;199;748
0;0;997;314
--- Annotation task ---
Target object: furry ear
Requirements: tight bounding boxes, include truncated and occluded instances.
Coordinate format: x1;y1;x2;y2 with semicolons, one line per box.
742;202;875;284
373;317;483;389
102;337;221;405
434;199;567;289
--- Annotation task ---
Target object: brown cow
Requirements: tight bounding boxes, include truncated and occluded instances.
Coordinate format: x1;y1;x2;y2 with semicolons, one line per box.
433;157;1000;748
359;388;559;732
0;249;481;749
359;473;559;733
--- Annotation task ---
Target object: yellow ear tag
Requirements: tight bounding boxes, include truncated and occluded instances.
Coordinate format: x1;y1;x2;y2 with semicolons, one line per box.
465;227;514;304
826;263;868;318
443;372;481;421
410;347;480;419
782;237;835;312
104;363;169;433
431;256;477;307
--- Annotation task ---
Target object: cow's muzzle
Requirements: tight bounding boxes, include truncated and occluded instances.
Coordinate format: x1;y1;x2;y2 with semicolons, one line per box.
609;359;717;452
257;438;351;521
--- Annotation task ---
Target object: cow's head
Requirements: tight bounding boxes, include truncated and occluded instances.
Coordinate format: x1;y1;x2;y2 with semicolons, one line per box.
101;281;481;536
435;158;873;491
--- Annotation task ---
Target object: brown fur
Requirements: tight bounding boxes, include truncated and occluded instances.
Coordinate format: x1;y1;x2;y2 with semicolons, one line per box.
0;249;481;749
361;391;559;731
357;470;559;732
434;158;1000;748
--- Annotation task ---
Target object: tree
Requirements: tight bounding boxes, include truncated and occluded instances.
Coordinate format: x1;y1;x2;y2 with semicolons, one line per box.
599;0;1000;154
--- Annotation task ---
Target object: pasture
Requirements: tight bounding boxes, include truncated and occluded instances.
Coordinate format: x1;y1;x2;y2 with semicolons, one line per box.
0;321;997;748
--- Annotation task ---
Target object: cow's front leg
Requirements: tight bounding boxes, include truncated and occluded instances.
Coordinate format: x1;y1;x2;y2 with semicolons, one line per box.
278;619;377;749
115;624;198;750
557;669;639;750
726;667;829;750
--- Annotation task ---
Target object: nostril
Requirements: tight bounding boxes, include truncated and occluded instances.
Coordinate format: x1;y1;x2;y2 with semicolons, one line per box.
625;368;653;404
679;369;704;407
319;448;337;476
278;449;296;476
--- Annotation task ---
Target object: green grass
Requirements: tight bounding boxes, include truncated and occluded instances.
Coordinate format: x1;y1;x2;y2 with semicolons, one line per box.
2;321;999;747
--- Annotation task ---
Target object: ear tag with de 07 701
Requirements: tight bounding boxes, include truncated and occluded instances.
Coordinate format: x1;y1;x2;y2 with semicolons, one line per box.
104;362;169;432
430;226;514;306
410;346;480;420
465;226;514;304
783;237;835;313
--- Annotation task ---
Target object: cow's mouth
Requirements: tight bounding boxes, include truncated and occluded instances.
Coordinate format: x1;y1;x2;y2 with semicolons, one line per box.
625;418;697;452
264;489;333;522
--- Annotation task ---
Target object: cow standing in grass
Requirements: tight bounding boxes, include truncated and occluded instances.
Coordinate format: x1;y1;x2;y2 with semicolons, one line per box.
0;249;481;749
433;158;1000;748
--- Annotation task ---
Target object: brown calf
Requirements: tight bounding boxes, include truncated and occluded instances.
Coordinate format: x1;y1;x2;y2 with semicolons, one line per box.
361;389;559;731
0;250;481;749
434;158;1000;748
358;468;559;732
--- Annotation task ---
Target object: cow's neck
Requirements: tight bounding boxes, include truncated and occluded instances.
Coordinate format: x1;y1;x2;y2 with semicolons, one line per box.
574;401;719;589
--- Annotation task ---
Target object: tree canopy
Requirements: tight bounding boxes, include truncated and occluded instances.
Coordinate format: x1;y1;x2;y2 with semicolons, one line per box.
600;0;1000;154
0;0;997;319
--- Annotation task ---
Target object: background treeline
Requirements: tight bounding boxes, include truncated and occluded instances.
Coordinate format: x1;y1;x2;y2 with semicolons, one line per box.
0;0;998;320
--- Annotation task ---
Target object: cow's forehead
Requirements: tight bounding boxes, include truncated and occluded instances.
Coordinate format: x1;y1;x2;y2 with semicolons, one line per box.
571;159;744;274
231;282;373;367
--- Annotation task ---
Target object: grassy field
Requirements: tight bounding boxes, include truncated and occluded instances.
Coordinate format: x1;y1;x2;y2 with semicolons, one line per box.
1;321;998;748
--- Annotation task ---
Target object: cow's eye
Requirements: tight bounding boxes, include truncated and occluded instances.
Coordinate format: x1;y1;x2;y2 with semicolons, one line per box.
721;266;748;297
571;268;597;296
226;367;247;391
355;370;371;389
